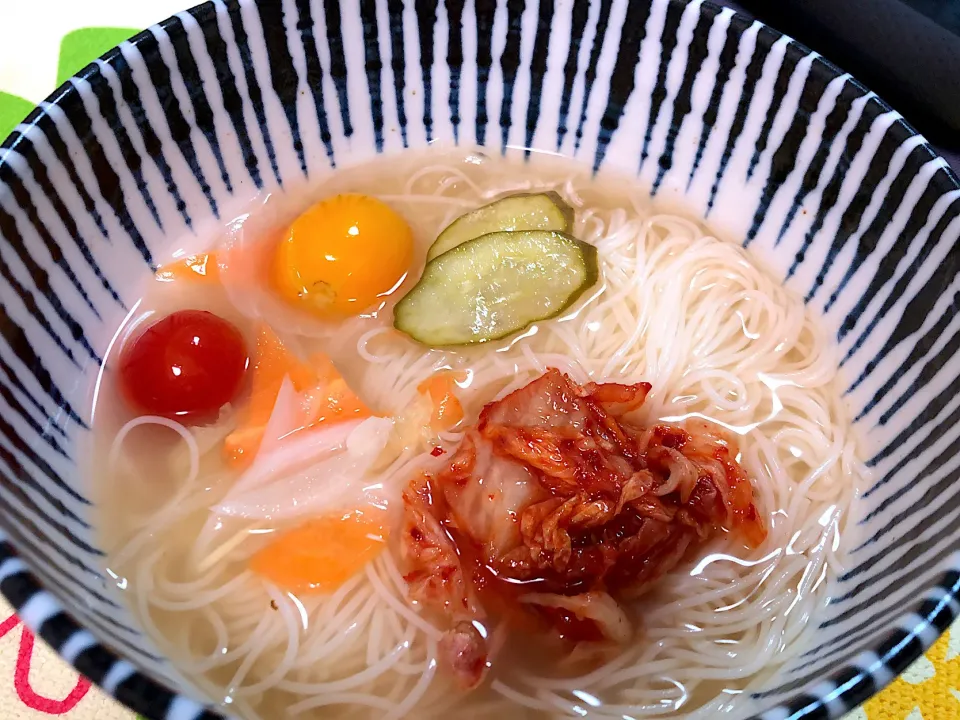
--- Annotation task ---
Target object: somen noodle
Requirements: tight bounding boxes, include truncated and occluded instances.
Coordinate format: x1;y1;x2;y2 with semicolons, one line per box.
91;150;867;719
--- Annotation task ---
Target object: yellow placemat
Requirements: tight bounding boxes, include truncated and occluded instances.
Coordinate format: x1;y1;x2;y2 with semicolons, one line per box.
0;2;956;718
854;620;960;719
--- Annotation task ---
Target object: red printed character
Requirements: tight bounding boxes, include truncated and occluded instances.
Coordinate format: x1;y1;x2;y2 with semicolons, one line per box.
0;611;91;713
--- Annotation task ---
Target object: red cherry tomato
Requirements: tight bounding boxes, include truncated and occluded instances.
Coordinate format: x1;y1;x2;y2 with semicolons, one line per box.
118;310;248;422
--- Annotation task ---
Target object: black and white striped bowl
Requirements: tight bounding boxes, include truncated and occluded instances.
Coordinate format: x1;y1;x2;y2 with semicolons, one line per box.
0;0;957;718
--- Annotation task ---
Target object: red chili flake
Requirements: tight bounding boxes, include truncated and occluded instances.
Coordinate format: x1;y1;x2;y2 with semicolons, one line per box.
431;446;445;457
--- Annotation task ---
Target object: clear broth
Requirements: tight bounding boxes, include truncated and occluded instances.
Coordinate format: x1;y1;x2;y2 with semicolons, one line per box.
90;148;865;720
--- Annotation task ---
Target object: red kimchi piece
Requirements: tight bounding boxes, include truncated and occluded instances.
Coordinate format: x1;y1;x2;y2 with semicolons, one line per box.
400;369;766;688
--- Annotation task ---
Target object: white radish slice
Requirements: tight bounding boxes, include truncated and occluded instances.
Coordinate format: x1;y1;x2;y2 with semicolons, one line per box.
215;416;395;522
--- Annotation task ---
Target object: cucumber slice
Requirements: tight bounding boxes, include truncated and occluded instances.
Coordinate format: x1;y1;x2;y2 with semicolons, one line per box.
426;192;574;261
395;230;598;346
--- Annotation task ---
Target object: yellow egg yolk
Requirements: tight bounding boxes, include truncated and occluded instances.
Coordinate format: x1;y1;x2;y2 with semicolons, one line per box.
272;194;414;318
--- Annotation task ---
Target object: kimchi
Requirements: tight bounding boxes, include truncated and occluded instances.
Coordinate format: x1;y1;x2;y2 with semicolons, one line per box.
400;369;767;688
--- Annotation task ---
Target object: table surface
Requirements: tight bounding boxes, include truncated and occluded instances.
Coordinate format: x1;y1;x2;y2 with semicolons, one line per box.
0;2;955;719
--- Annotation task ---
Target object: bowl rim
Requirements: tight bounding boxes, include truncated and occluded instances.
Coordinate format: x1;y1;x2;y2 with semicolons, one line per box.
0;1;958;719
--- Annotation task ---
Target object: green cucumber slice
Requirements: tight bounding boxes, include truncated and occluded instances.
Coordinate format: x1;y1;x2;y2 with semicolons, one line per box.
426;192;574;261
395;230;599;346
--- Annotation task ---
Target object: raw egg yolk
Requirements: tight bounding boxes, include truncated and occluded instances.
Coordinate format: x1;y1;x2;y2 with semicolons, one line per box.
273;194;413;318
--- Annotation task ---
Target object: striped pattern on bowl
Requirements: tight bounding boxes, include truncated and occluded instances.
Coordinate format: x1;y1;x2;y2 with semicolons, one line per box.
0;1;958;718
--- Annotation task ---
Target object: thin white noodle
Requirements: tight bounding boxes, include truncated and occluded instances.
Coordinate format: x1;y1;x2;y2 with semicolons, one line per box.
104;155;867;720
107;416;199;569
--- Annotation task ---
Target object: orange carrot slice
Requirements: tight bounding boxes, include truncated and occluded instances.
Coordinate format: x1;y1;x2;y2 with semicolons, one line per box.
223;324;317;468
156;253;219;283
417;372;465;431
224;326;372;468
250;512;387;593
306;353;372;425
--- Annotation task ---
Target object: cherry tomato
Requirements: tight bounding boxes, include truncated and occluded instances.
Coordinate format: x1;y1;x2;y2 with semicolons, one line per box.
118;310;248;421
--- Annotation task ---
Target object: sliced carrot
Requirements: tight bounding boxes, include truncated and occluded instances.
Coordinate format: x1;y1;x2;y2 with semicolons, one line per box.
417;372;465;431
223;324;317;468
306;353;372;425
250;511;387;593
311;352;352;386
156;253;219;283
223;326;373;468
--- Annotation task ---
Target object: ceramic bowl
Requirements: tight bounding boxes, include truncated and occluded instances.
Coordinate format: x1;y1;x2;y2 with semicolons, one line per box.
0;0;958;718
